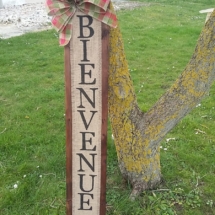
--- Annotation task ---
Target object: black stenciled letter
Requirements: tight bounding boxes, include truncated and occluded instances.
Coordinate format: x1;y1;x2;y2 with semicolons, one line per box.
78;110;97;130
77;15;94;38
80;132;96;151
79;64;96;85
79;174;96;192
80;40;90;62
77;153;96;172
76;88;98;108
78;193;94;210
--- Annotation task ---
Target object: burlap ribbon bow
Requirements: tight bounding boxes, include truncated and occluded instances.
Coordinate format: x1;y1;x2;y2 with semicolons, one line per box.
46;0;117;46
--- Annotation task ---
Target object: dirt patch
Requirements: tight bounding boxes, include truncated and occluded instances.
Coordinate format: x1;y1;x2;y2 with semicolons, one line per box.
0;1;150;39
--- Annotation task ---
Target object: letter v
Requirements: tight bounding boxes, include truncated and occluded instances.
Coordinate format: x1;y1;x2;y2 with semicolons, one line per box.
77;110;97;130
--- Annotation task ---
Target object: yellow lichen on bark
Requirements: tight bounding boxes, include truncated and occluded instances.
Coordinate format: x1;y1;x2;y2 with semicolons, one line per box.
108;19;161;185
107;5;215;193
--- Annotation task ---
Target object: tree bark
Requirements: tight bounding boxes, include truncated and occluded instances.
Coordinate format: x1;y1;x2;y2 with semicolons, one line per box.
108;5;215;198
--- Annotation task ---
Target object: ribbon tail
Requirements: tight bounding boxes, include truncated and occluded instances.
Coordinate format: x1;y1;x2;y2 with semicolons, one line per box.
97;8;117;28
59;23;73;46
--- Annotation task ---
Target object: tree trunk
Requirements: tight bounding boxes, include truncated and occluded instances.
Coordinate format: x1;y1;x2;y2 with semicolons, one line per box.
108;5;215;198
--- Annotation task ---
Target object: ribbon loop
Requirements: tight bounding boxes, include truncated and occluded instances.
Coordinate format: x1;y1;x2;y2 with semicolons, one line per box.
46;0;117;46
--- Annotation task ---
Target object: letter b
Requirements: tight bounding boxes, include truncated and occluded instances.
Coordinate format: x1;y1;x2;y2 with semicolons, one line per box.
77;15;94;38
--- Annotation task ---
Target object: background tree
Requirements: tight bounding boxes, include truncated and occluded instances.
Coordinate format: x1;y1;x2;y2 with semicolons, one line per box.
108;5;215;198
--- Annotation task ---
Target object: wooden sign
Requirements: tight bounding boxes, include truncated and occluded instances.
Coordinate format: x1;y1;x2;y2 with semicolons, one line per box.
64;10;109;215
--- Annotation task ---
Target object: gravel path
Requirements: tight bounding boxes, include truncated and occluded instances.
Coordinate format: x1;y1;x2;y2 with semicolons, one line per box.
0;1;150;39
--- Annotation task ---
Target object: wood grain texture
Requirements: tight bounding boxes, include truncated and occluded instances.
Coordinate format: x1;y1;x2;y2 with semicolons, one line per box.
65;43;72;215
100;23;110;215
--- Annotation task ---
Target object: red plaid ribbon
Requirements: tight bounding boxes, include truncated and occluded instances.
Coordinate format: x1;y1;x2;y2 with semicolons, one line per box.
46;0;117;46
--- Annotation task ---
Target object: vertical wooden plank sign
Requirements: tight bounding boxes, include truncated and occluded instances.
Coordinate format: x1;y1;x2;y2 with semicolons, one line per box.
46;1;117;214
65;11;109;215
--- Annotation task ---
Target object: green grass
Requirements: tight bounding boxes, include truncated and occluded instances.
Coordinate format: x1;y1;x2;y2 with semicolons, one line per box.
0;1;215;214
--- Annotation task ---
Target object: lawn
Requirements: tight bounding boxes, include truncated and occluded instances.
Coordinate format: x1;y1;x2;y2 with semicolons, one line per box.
0;0;215;214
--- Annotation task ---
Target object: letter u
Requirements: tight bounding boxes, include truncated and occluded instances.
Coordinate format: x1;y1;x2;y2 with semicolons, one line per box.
79;174;97;192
